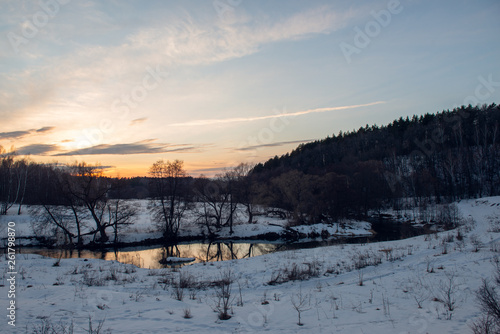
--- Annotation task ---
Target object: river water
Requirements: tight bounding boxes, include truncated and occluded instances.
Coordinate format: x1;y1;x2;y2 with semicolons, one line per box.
16;218;426;269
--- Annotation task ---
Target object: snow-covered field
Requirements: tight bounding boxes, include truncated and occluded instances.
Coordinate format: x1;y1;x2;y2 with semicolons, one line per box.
1;197;500;333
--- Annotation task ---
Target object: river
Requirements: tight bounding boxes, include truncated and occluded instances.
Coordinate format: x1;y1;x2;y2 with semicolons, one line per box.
16;219;426;269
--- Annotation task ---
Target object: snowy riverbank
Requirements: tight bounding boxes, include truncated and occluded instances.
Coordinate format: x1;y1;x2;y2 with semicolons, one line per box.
0;201;373;248
0;197;499;333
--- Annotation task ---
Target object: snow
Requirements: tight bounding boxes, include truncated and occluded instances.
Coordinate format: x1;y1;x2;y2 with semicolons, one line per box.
1;197;500;333
289;221;373;237
162;257;196;264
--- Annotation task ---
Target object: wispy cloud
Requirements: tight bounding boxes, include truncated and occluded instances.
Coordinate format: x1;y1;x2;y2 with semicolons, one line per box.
130;117;148;126
171;101;385;127
190;166;232;175
127;5;354;66
235;139;314;152
17;144;59;155
0;4;357;132
0;126;56;140
54;140;197;156
0;130;32;140
36;126;56;133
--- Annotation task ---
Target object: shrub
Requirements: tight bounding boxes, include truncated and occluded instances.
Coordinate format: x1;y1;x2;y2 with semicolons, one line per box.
268;261;320;285
212;269;234;320
183;308;193;319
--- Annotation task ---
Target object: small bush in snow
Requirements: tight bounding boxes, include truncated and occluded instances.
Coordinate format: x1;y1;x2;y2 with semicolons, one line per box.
81;271;106;287
351;250;383;269
488;219;500;233
433;271;463;317
211;269;234;320
32;318;74;334
470;234;483;252
268;261;320;285
183;308;193;319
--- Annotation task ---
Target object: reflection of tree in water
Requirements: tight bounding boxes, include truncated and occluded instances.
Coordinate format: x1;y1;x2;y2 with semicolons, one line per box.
197;242;277;262
156;244;181;265
250;243;276;257
117;252;143;268
31;248;108;261
200;243;229;262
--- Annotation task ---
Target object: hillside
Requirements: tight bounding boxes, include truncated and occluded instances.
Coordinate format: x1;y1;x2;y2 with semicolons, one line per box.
255;103;500;176
250;104;500;221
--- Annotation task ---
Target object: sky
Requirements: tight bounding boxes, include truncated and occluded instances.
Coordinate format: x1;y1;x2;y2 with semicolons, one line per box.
1;0;499;177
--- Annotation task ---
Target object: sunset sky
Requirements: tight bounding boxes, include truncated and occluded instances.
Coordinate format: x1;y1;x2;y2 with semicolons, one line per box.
1;0;499;177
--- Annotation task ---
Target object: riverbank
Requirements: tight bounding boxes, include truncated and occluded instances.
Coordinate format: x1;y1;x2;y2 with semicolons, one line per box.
0;201;373;249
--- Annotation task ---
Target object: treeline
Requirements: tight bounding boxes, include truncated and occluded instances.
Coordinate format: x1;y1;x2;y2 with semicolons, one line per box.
0;150;150;210
0;157;141;245
0;152;257;244
252;103;500;219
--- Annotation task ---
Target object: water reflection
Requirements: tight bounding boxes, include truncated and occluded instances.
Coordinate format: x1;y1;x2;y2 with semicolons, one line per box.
17;221;425;269
19;242;279;269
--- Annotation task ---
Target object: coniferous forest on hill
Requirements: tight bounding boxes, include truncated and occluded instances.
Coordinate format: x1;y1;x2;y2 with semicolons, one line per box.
252;103;500;220
1;103;499;241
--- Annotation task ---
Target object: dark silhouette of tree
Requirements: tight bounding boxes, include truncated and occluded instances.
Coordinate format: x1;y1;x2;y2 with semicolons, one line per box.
149;159;190;240
63;162;111;242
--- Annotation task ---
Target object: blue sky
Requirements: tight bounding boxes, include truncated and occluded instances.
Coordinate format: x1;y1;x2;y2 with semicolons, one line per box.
1;0;499;176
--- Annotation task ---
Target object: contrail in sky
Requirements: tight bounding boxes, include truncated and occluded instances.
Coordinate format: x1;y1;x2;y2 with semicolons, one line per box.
169;101;385;127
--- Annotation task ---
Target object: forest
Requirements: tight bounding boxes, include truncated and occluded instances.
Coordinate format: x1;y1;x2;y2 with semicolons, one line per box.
1;103;499;245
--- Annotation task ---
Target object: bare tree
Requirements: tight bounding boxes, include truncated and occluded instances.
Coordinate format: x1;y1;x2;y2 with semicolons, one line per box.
269;170;317;224
471;258;500;333
30;204;79;246
218;168;242;234
149;159;190;240
291;287;311;326
0;147;17;215
407;270;430;309
30;168;96;247
63;162;111;242
194;175;233;233
232;163;257;224
14;158;31;215
30;163;100;247
107;199;138;243
476;280;500;325
433;270;462;318
470;315;497;334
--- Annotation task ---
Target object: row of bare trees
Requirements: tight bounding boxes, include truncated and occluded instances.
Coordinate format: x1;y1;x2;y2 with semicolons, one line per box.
148;160;255;240
0;146;30;215
2;150;389;245
147;158;384;240
1;150;263;245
